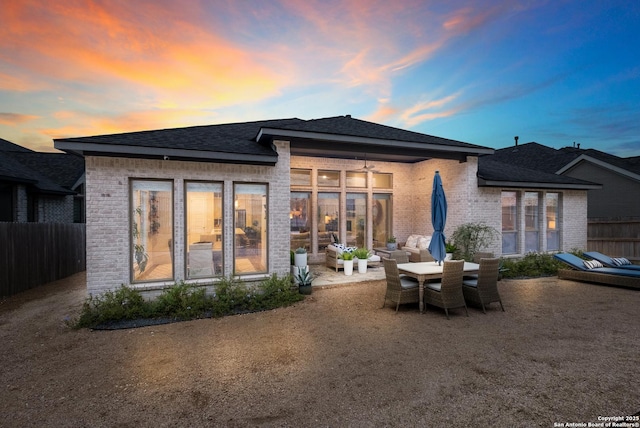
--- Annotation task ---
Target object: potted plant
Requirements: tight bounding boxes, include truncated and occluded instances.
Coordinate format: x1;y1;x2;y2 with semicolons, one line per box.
339;251;355;276
353;248;371;274
295;268;313;295
294;247;307;267
386;236;397;251
445;241;458;260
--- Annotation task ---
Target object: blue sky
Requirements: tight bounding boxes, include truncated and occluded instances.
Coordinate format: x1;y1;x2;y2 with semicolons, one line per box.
1;0;639;157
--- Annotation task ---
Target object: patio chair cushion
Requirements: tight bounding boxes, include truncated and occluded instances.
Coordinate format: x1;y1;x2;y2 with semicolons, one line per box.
425;282;442;292
584;260;604;269
400;277;419;289
462;278;478;287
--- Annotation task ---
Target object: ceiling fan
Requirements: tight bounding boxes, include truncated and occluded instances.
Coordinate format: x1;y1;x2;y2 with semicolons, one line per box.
357;154;377;172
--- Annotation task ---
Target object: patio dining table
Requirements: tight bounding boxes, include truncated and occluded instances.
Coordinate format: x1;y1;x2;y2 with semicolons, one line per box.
397;261;480;313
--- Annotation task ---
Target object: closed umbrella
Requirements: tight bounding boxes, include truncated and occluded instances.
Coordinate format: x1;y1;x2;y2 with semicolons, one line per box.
428;171;448;265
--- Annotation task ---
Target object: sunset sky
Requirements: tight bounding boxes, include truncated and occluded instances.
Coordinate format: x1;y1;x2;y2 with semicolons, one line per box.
1;1;639;157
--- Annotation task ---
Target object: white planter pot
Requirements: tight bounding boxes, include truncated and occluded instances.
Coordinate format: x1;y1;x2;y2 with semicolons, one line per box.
343;260;354;276
445;253;453;261
294;253;307;267
357;258;368;273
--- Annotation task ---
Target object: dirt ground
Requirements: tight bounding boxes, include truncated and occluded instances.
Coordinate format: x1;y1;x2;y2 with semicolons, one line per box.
1;272;639;428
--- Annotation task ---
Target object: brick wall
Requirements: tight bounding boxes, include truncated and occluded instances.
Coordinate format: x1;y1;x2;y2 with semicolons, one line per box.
84;142;291;296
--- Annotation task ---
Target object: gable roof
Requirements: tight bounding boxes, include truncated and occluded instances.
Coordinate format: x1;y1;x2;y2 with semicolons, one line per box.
477;141;640;190
54;115;494;164
477;157;601;189
0;139;81;195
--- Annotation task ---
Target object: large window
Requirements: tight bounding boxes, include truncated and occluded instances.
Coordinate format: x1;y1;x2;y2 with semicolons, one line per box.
185;182;223;278
372;194;392;248
546;193;560;251
346;171;367;188
291;169;311;186
290;192;311;251
501;191;518;254
234;183;267;275
318;192;339;252
131;179;173;282
346;193;367;247
524;192;540;252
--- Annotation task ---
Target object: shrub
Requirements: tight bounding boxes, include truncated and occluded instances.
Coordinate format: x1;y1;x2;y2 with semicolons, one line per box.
74;285;152;328
500;252;564;278
352;248;371;259
451;222;499;262
73;273;307;329
153;281;210;319
252;274;304;310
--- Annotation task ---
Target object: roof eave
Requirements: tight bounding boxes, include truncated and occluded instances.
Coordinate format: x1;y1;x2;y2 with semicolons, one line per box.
256;127;494;157
477;178;602;190
54;141;278;165
557;154;640;182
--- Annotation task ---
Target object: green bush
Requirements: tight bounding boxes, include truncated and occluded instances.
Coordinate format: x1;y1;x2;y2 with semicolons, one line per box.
153;281;210;319
451;222;499;262
500;252;564;278
73;273;307;329
75;285;153;328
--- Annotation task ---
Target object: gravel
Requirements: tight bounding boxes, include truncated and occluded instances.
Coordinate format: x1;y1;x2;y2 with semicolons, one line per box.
1;272;639;427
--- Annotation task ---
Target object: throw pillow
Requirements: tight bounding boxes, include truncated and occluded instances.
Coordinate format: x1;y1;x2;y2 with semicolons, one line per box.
612;257;631;266
406;235;419;248
583;260;603;269
417;236;431;250
333;243;346;254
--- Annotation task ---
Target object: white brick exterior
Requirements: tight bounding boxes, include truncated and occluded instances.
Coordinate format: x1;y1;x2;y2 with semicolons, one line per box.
85;142;589;296
85;140;291;296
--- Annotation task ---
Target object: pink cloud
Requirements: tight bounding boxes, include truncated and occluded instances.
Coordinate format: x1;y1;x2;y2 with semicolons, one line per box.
0;112;39;125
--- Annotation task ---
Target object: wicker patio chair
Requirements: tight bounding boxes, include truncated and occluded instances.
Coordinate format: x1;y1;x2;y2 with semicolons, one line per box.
423;259;468;319
381;258;420;312
462;257;504;313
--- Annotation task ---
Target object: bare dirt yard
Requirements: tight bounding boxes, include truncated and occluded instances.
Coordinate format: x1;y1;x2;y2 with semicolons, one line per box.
1;272;639;427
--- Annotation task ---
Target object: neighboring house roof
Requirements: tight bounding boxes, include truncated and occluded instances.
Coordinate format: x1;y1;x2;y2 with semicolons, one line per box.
477;141;640;190
55;115;494;164
0;140;80;195
477;157;601;189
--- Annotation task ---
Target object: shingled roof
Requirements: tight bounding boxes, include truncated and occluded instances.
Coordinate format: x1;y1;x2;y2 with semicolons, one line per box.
0;139;81;195
476;141;640;189
55;115;494;164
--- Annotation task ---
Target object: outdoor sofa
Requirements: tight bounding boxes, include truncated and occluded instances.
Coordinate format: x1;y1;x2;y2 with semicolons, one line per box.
325;244;381;272
554;253;640;289
401;234;432;262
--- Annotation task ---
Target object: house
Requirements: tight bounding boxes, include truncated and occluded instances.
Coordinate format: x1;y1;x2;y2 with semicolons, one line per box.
54;116;595;296
484;141;640;219
0;138;85;223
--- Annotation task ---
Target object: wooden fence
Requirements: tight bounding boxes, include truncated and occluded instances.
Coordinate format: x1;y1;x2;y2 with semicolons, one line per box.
587;218;640;262
0;222;86;297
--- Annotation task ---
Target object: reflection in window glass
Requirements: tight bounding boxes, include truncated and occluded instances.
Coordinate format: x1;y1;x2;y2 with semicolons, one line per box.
501;191;517;254
290;169;311;186
186;182;222;278
372;173;392;188
318;170;340;187
290;192;311;251
524;192;539;252
373;194;392;247
346;171;366;188
234;183;268;275
346;193;367;247
318;192;339;252
131;180;173;282
546;193;560;251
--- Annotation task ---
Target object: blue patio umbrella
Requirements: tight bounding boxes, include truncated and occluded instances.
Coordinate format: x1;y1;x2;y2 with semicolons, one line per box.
428;171;448;265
